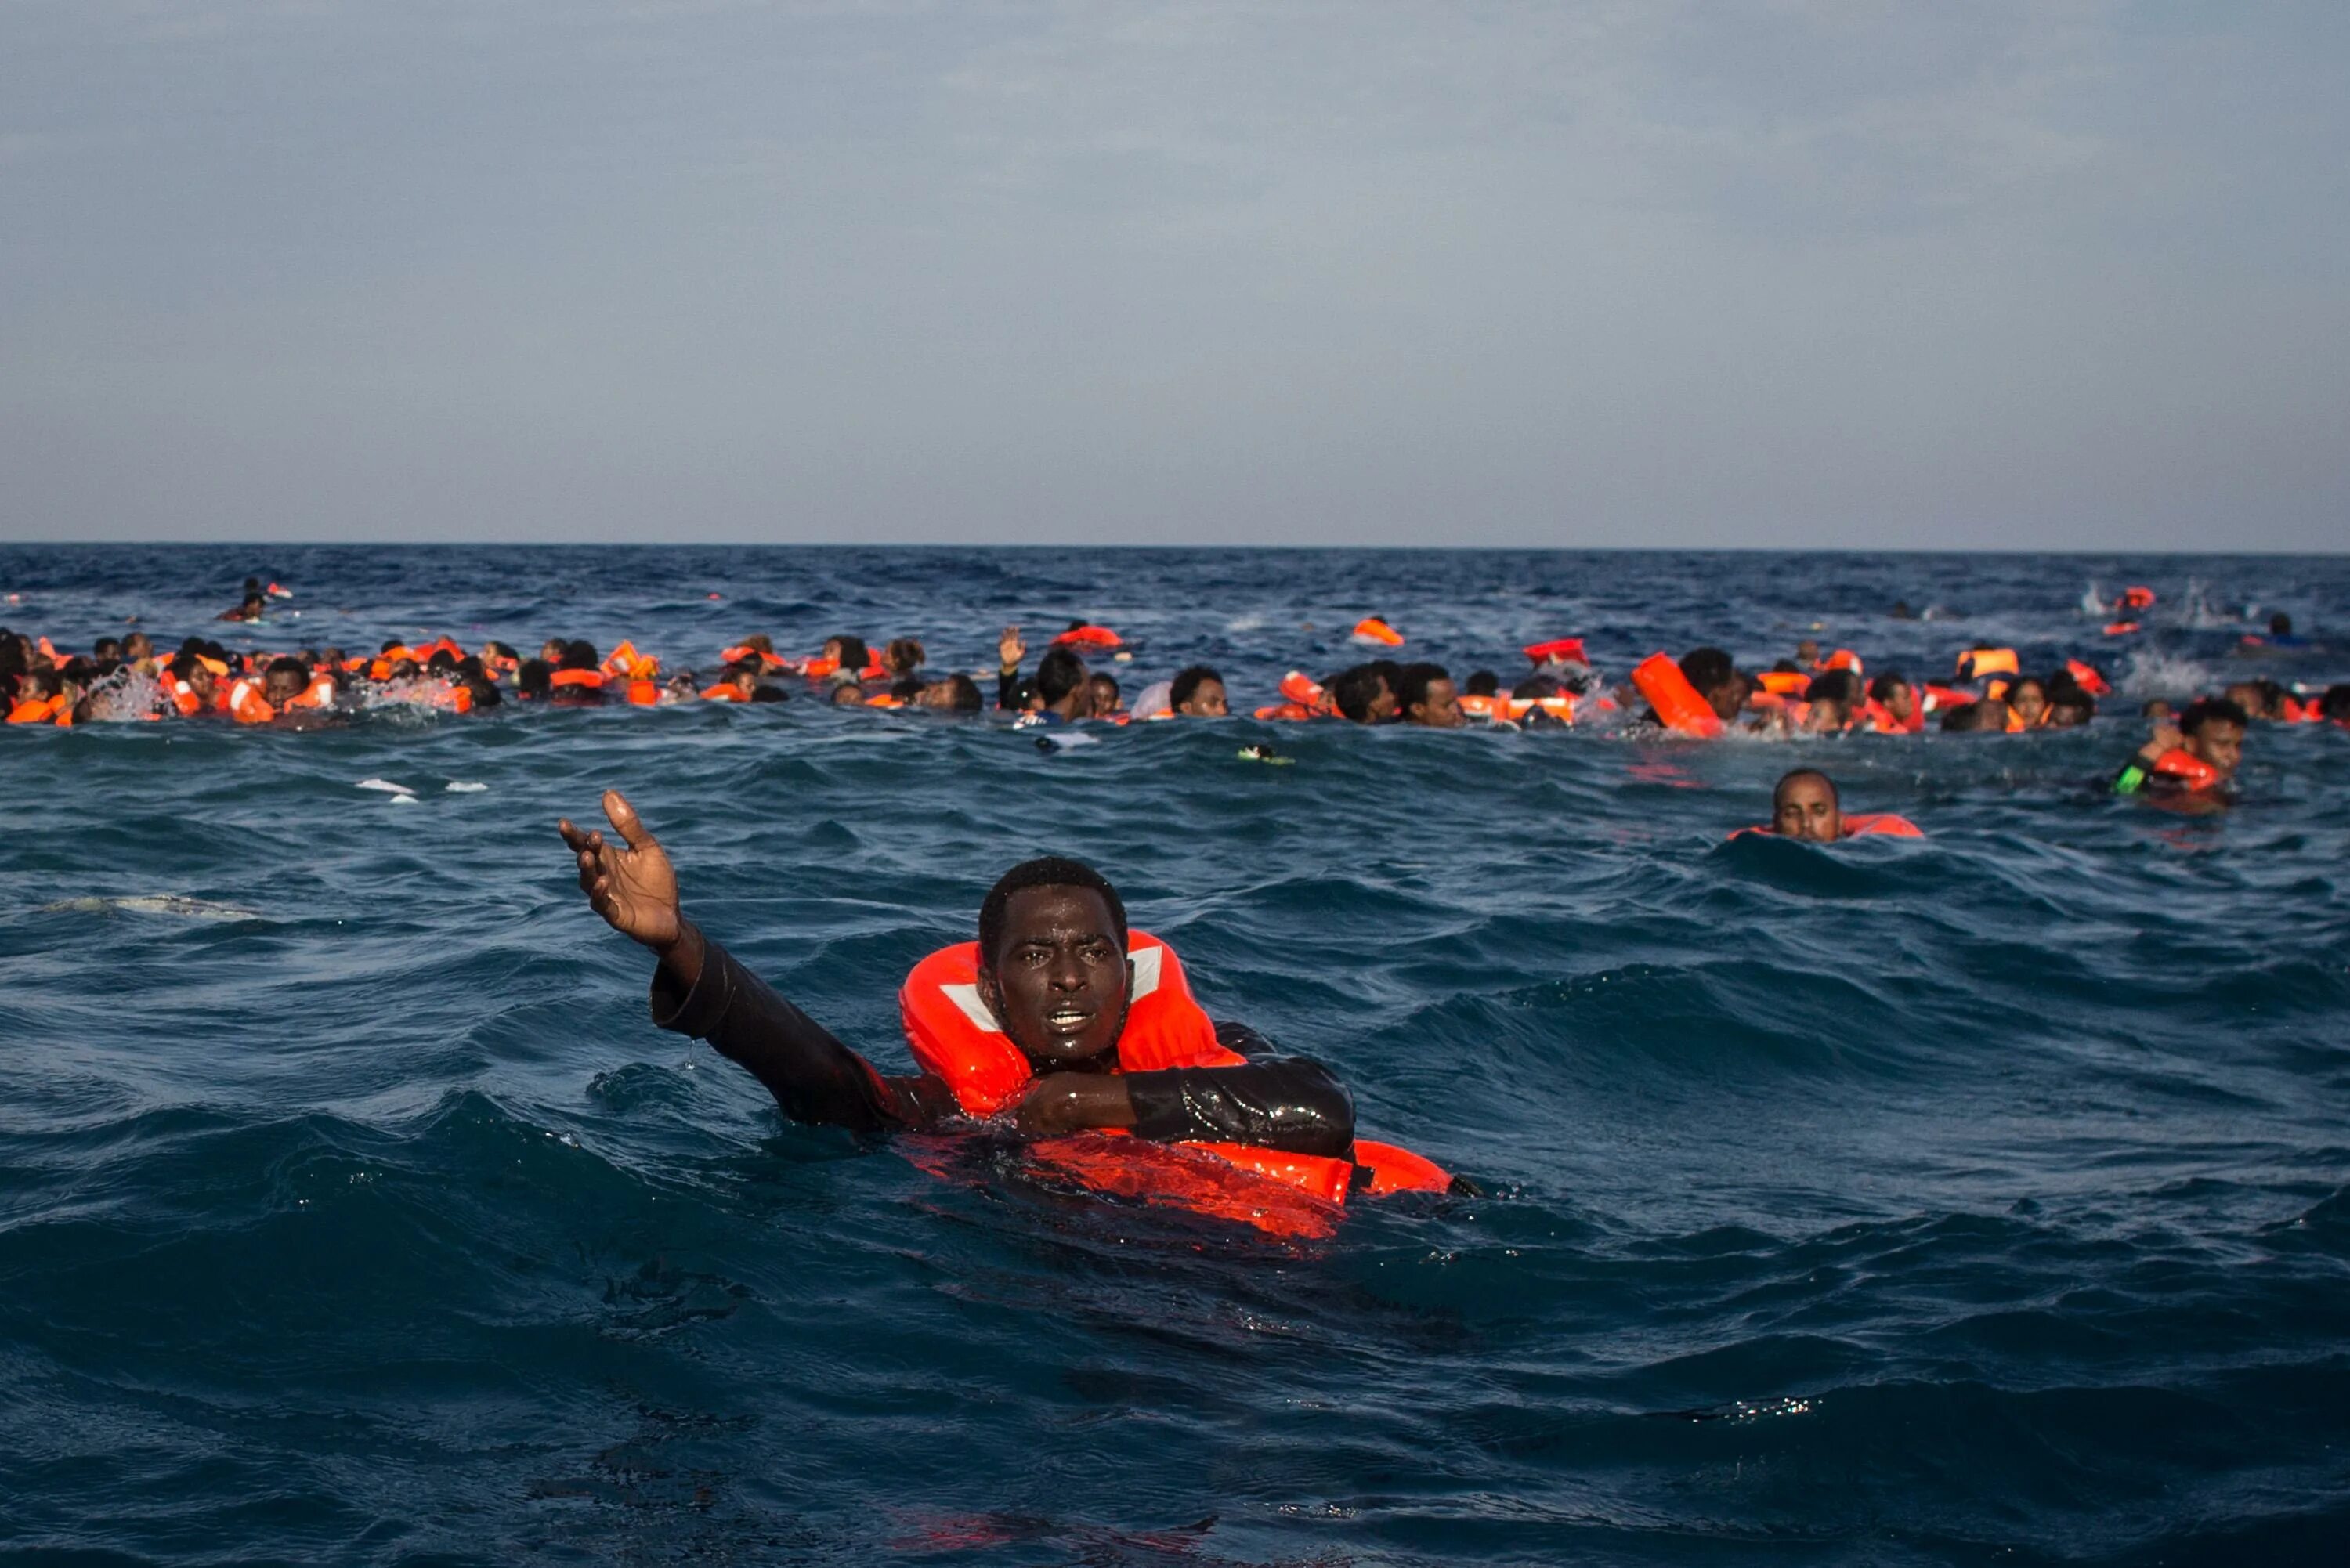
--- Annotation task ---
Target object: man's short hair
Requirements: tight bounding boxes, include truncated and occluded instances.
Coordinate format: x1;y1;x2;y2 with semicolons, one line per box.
978;857;1128;970
829;635;870;670
1462;669;1499;698
1680;646;1736;692
2050;690;2096;723
266;656;306;677
1940;700;1991;732
1867;671;1909;703
2180;696;2248;736
1036;646;1089;706
1329;664;1388;722
560;640;598;671
1394;662;1452;715
939;673;984;711
1773;768;1838;809
1807;670;1860;707
1169;665;1222;707
2319;683;2350;722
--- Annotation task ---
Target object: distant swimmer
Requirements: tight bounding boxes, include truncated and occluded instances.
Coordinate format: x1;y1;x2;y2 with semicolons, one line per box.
2113;697;2246;807
216;587;267;623
555;792;1461;1224
1863;673;1920;733
1738;769;1922;842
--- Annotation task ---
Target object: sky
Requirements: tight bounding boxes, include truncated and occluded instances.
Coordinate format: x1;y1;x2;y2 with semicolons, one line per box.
2;1;2345;549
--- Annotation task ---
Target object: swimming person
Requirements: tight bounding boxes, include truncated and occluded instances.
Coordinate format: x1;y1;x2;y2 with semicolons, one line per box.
555;792;1362;1152
2113;697;2247;804
1168;666;1228;717
1396;663;1462;728
1742;770;1923;842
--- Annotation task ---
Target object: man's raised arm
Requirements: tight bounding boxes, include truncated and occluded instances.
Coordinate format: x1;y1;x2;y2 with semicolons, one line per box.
558;790;954;1132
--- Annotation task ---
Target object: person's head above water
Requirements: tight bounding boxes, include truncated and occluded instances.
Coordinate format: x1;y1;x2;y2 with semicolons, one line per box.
1772;769;1842;842
1867;671;1915;723
1169;665;1227;717
1035;646;1091;719
972;856;1132;1068
1396;663;1462;728
2178;697;2248;778
2271;612;2294;636
1679;646;1745;721
2008;677;2051;728
262;656;307;706
1086;671;1123;714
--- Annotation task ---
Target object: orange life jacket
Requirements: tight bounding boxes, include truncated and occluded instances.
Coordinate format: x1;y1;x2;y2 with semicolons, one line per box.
1860;699;1916;735
2064;659;2111;697
1498;694;1575;724
1456;693;1500;721
1631;652;1722;737
898;933;1449;1233
1350;617;1404;646
2102;621;2141;637
625;680;659;706
6;694;65;725
2119;585;2156;611
167;677;204;717
281;674;338;710
2281;696;2321;723
1955;647;2018;680
1922;683;1975;714
2151;747;2222;791
1522;637;1585;665
700;682;750;702
1253;670;1332;721
1819;649;1863;675
1732;812;1922;841
719;645;789;671
549;668;605;692
1052;625;1123;650
1756;670;1810;696
224;678;275;725
430;683;475;715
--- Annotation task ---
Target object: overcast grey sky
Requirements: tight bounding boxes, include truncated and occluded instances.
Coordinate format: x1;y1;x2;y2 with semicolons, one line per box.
3;2;2344;547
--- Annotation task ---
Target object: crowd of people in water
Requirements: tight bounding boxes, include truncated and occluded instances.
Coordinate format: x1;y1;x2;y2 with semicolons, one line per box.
6;577;2345;825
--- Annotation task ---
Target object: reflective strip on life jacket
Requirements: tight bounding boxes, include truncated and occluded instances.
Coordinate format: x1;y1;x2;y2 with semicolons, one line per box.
282;675;337;710
1632;652;1722;737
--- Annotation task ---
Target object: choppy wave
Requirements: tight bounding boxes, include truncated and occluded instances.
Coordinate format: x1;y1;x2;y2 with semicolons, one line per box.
3;545;2348;1566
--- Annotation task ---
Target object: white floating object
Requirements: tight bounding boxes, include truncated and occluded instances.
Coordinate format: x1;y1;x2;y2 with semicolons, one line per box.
444;781;488;793
389;793;419;806
356;778;416;795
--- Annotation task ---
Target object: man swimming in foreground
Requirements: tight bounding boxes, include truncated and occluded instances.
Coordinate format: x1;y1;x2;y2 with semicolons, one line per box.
1743;770;1923;843
556;791;1356;1151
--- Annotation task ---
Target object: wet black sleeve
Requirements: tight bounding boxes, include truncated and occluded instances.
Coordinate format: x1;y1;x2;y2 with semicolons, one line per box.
1124;1058;1356;1158
649;934;957;1133
996;663;1021;710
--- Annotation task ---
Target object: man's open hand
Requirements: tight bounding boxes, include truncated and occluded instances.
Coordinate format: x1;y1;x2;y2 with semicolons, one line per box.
997;626;1025;672
557;790;682;952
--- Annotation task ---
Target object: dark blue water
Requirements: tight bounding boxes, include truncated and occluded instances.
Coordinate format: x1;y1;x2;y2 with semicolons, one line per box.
4;545;2348;1566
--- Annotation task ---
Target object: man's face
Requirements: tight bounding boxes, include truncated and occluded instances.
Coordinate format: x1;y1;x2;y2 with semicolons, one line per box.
539;639;566;663
1366;677;1398;723
1773;776;1842;842
1088;675;1121;714
188;665;218;699
1802;699;1846;733
263;668;305;705
2189;719;2245;778
1882;682;1916;722
1408;678;1462;728
913;678;955;709
2010;682;2049;727
977;886;1131;1068
2223;684;2269;721
125;634;153;661
1706;678;1747;722
1177;678;1228;717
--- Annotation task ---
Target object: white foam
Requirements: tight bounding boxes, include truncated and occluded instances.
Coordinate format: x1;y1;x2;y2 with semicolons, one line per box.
444;781;487;793
356;778;417;796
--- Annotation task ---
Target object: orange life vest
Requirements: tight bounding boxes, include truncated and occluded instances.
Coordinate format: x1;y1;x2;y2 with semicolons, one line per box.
1860;699;1917;735
549;668;605;692
700;682;750;702
625;680;659;706
2064;659;2111;697
898;933;1449;1233
2151;747;2222;791
1498;694;1575;724
1631;652;1722;737
224;678;275;724
1922;683;1975;714
1756;670;1810;696
2102;621;2141;637
1350;617;1404;646
1819;649;1863;675
1522;637;1586;665
1052;625;1123;650
1732;812;1922;841
1955;647;2018;680
281;674;338;710
1456;693;1500;721
2118;585;2156;611
6;694;66;725
1253;670;1332;721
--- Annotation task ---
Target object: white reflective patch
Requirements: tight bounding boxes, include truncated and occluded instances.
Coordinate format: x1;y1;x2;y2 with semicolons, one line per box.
942;983;1003;1035
1129;943;1162;1000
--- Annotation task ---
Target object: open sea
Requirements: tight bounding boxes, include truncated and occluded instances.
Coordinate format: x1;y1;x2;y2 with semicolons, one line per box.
2;544;2347;1567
